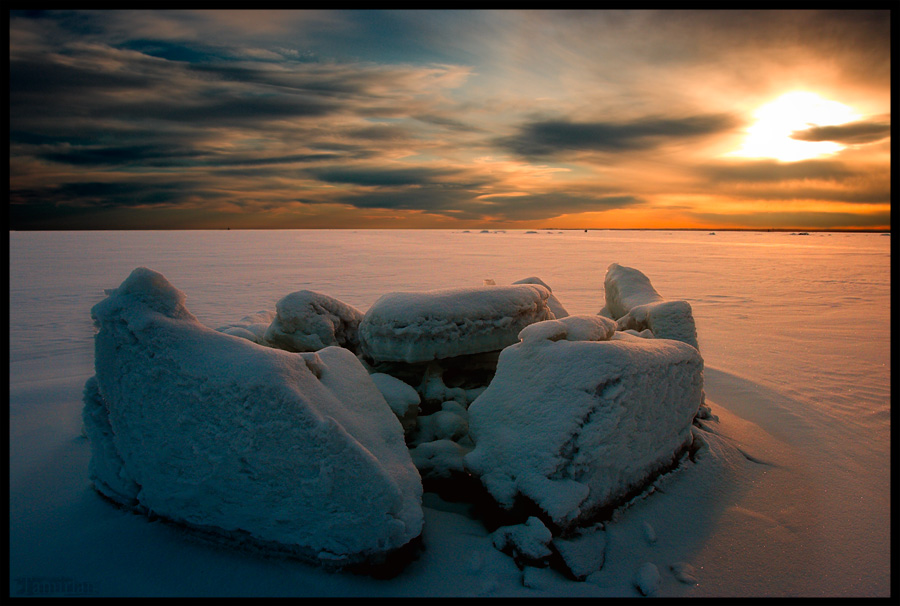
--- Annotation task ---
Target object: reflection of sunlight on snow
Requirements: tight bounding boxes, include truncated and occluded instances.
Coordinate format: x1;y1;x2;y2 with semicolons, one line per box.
728;92;859;162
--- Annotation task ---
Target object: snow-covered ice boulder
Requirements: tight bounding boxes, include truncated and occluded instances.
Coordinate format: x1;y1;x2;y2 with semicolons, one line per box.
465;319;703;531
409;439;472;480
512;277;569;318
600;263;699;350
358;284;555;364
84;267;423;569
216;309;276;344
264;290;363;353
369;372;421;436
491;516;554;566
552;522;607;581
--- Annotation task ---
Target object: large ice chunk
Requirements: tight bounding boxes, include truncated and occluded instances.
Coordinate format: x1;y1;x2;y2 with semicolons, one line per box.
85;267;423;568
264;290;363;353
465;324;703;531
358;284;555;364
600;263;699;350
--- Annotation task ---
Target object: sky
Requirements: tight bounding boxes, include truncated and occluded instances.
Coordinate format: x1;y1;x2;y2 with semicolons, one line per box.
8;9;892;230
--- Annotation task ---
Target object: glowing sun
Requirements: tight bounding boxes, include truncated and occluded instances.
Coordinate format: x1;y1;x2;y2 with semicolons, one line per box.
729;91;859;162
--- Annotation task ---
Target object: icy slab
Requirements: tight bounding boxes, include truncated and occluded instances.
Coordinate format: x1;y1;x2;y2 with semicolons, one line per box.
600;263;699;350
85;267;423;568
513;277;569;318
465;329;703;531
358;284;555;364
264;290;363;353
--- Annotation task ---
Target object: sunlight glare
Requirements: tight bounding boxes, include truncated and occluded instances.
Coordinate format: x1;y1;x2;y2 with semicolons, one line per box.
729;92;859;162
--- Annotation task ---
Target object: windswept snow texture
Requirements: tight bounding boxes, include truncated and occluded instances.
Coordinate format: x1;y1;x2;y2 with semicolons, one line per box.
358;284;555;364
466;328;703;530
601;263;699;350
85;267;423;567
264;290;363;353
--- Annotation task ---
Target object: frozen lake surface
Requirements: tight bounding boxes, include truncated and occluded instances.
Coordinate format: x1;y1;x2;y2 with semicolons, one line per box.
8;229;891;597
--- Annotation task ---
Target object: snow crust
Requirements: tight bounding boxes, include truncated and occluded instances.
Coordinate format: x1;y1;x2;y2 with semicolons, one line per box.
84;267;423;566
358;284;555;363
263;289;363;353
600;263;699;349
466;328;703;530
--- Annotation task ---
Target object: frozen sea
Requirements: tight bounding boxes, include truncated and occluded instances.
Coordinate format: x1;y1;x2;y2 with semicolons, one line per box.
8;229;891;597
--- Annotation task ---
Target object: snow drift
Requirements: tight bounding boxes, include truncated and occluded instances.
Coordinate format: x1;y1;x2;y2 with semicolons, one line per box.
600;263;699;350
83;267;423;569
465;316;704;531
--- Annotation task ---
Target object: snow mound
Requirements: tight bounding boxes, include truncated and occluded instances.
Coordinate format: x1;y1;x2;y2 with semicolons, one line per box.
264;290;363;353
84;267;423;569
465;332;703;531
600;263;699;349
358;284;555;363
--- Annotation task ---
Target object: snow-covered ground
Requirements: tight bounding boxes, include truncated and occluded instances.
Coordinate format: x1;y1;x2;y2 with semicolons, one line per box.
8;229;890;597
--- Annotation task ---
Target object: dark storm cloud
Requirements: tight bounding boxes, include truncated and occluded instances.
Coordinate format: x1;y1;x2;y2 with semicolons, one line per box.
331;188;643;222
10;180;214;208
499;114;737;158
698;160;857;183
331;188;477;215
474;193;644;221
38;144;205;167
790;119;891;145
308;166;470;187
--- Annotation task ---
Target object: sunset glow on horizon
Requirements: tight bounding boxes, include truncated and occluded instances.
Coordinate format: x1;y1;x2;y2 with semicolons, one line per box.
9;10;891;231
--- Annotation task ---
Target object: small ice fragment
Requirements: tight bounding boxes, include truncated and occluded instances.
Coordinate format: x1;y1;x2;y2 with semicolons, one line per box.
642;520;657;545
670;561;698;585
635;562;661;596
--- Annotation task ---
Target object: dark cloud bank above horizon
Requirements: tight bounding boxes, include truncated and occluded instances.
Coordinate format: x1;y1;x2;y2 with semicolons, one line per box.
9;9;891;230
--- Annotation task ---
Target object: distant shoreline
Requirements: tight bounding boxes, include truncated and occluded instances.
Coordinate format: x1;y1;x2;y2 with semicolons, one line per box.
7;227;891;233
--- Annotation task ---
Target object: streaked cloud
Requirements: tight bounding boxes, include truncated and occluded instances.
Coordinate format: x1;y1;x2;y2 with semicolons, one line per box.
791;118;891;145
498;115;738;159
